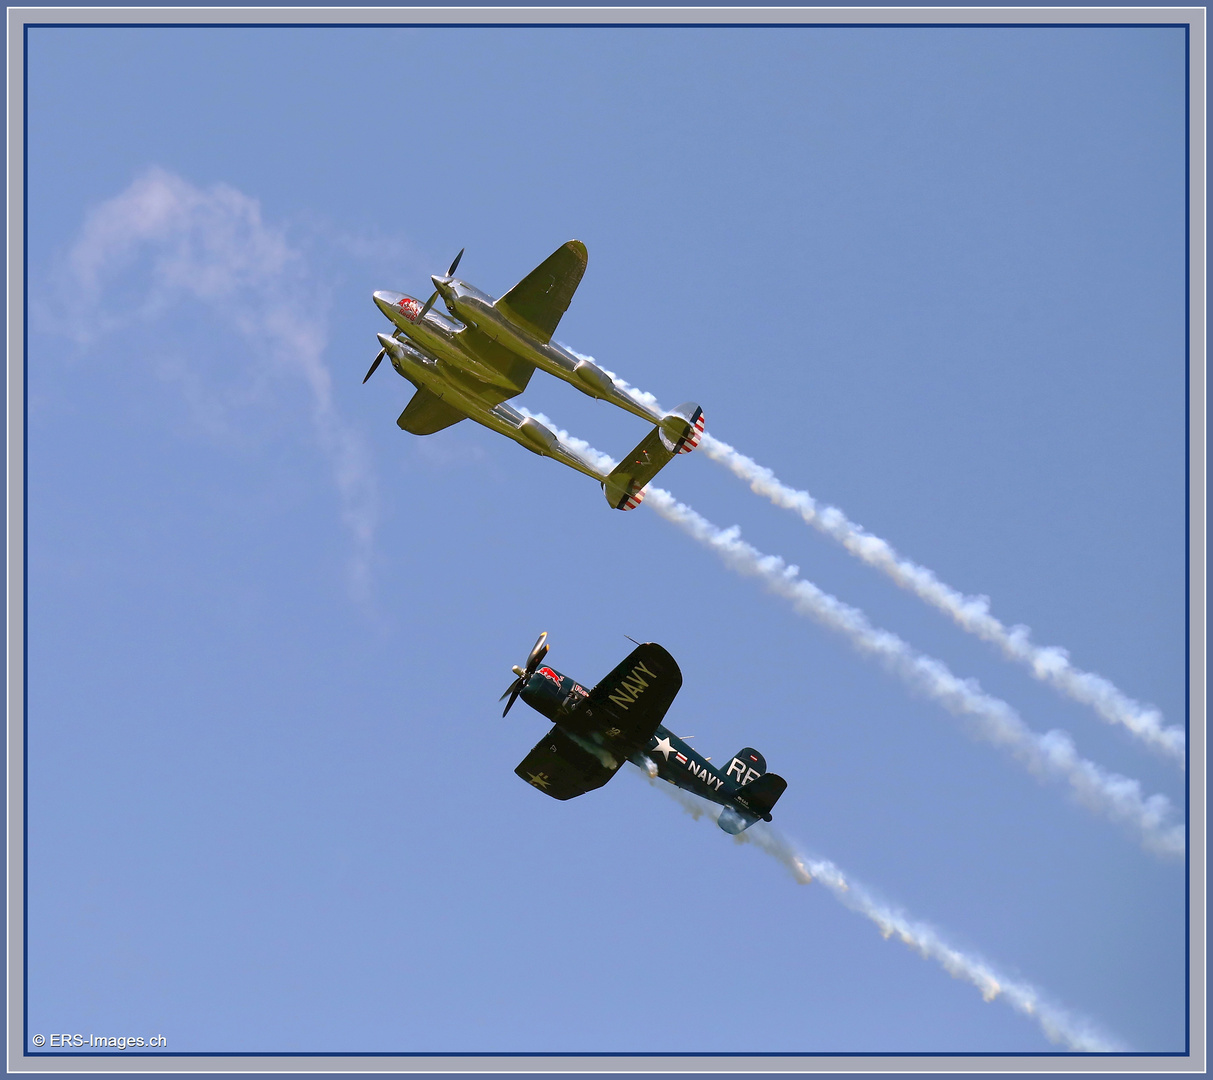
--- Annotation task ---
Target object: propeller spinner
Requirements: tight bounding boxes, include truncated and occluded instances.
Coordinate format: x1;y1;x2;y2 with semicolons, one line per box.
365;249;462;382
428;247;465;315
500;631;550;716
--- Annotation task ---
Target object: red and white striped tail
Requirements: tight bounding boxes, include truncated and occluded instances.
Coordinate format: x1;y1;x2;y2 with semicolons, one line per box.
677;411;706;454
620;486;646;511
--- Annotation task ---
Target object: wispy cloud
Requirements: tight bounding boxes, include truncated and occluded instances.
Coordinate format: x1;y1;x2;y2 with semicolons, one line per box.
639;772;1124;1053
63;167;378;596
525;413;1183;858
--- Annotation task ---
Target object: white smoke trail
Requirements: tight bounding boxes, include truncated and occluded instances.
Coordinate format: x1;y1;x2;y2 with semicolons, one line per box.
557;346;1179;767
644;486;1185;859
697;434;1183;766
638;772;1124;1052
64;167;378;597
524;412;1183;857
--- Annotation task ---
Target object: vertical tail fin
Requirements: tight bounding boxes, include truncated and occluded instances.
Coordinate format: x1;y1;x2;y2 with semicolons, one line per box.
724;747;767;786
657;403;705;455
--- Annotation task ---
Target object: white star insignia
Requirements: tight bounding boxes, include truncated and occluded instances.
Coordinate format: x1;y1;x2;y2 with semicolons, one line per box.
652;736;675;761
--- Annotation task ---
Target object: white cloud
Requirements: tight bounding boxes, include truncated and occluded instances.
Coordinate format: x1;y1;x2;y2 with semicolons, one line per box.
64;167;378;597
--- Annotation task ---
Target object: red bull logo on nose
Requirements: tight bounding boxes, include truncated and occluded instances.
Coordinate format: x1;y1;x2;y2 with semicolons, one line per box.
537;667;563;687
397;297;423;322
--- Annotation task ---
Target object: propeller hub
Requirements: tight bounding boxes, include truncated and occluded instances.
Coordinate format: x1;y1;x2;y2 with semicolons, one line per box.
500;632;549;716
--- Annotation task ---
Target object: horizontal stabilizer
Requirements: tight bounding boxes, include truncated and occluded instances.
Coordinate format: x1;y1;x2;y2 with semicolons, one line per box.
732;772;787;822
602;426;676;511
397;387;467;435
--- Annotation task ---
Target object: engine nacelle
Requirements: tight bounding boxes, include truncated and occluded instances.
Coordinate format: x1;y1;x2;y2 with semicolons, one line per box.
518;416;558;453
574;358;613;396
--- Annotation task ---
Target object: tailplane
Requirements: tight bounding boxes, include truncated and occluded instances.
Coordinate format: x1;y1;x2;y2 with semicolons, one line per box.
602;426;673;511
602;403;705;510
717;746;785;833
733;772;787;822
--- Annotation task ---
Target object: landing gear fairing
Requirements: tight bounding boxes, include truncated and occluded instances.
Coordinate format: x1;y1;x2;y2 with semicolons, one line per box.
364;241;705;510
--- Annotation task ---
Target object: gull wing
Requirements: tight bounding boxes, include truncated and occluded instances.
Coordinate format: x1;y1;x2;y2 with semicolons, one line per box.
495;240;588;345
514;644;682;802
570;643;683;753
515;726;620;801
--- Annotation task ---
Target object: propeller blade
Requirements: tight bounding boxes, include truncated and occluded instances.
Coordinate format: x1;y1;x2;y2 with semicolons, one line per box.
362;348;386;384
526;631;549;674
418;290;439;320
446;248;464;278
501;633;549;716
501;678;524;716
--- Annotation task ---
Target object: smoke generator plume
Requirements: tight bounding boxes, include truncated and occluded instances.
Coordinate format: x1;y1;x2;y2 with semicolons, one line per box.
696;434;1182;765
524;413;1183;858
643;486;1184;859
637;772;1123;1053
555;350;1181;767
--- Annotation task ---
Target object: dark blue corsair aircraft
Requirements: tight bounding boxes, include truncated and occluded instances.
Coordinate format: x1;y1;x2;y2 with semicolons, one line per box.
501;634;787;834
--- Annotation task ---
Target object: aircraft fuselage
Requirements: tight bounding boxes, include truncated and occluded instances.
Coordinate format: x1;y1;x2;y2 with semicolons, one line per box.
433;279;662;425
373;291;529;394
518;660;771;831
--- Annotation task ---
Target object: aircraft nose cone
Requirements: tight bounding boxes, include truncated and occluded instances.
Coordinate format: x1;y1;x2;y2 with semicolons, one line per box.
373;290;405;316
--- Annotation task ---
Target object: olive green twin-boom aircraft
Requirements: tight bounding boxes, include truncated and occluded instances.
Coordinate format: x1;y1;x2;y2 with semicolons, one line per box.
364;241;705;510
500;634;788;834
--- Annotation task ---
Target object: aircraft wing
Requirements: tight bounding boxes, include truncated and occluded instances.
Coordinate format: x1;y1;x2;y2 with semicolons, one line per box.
396;387;467;434
568;642;683;754
515;644;682;802
495;240;588;345
515;726;620;801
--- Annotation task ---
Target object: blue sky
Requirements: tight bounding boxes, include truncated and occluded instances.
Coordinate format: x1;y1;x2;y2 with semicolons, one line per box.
23;19;1190;1058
